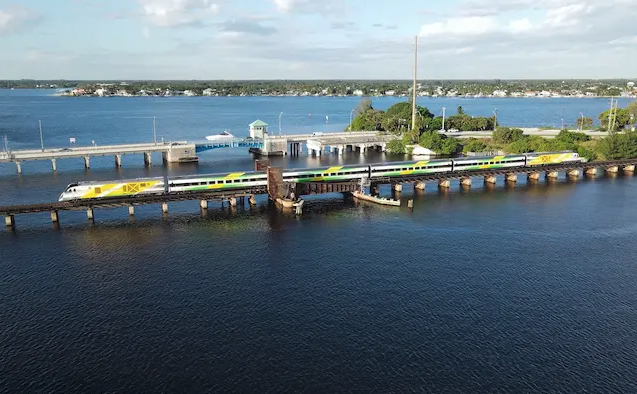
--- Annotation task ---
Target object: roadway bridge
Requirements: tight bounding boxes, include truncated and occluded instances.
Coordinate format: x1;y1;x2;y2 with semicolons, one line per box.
0;132;385;174
3;158;637;229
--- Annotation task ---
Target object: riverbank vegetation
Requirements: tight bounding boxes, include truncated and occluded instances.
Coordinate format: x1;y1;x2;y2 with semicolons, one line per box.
2;79;635;98
351;100;637;161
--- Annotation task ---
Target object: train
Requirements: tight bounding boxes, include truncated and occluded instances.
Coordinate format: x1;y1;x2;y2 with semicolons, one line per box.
58;151;585;201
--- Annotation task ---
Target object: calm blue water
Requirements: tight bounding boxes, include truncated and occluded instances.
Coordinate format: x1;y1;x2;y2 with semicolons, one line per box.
1;90;637;393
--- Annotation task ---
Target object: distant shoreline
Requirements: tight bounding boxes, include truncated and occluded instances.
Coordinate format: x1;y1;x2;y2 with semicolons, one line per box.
49;93;634;99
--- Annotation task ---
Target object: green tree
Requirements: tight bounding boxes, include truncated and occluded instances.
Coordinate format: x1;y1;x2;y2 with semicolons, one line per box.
493;127;524;144
576;117;594;130
354;98;373;117
595;132;637;159
457;105;465;115
386;139;406;154
462;138;488;153
555;130;590;145
577;146;597;162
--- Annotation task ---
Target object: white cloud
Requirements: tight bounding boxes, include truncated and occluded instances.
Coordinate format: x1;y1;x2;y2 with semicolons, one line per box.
507;18;534;34
142;26;151;38
271;0;344;15
139;0;220;27
420;16;497;37
0;5;41;35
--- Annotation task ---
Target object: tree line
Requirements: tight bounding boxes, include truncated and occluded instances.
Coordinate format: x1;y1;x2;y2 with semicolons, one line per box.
351;99;637;160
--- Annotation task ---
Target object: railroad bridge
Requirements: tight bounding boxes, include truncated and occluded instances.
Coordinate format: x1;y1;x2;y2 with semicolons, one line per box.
2;159;637;229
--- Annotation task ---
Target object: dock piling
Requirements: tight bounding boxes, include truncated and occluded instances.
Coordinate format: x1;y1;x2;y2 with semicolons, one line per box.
83;156;90;169
87;208;94;220
128;205;135;216
51;159;57;172
15;161;22;174
50;210;59;223
144;152;152;166
115;154;122;167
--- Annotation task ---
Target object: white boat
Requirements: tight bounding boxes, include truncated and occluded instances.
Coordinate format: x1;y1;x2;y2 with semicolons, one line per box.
205;130;235;141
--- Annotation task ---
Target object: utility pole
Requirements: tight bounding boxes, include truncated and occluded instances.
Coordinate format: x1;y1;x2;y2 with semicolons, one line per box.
580;112;584;131
39;120;44;151
411;35;418;134
153;117;157;145
442;107;446;131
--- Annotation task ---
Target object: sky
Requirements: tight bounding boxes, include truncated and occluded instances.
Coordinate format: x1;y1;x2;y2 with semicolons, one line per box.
0;0;636;80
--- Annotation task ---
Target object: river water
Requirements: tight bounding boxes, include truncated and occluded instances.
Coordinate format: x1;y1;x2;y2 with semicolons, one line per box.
1;91;636;393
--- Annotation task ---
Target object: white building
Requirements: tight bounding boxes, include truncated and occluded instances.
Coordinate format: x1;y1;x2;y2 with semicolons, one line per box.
249;120;269;139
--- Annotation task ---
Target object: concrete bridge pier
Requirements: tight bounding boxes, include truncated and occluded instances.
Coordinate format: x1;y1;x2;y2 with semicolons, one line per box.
16;161;22;174
50;210;59;223
394;184;403;192
505;173;517;183
484;175;497;184
249;195;257;205
460;177;472;187
161;202;168;213
51;159;57;172
567;169;580;178
546;171;559;180
438;179;451;188
144;152;152;166
128;205;135;216
605;166;619;174
200;200;208;210
415;181;426;191
527;172;540;181
358;144;366;154
83;156;90;169
5;215;15;228
115;154;122;167
87;208;94;220
624;165;635;173
229;198;237;207
584;167;597;177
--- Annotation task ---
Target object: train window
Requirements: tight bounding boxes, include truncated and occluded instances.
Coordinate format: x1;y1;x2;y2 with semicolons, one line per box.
95;187;102;194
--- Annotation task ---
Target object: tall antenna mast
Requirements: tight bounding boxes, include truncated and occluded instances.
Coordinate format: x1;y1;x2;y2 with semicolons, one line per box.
411;35;418;134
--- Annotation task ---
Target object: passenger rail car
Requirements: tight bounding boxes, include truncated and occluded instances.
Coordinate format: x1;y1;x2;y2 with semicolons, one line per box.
59;151;586;201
